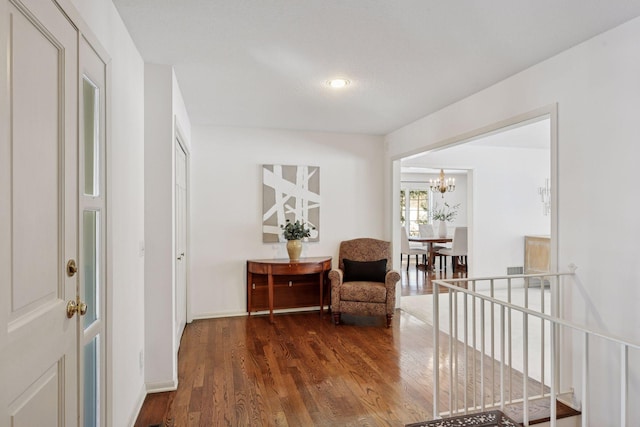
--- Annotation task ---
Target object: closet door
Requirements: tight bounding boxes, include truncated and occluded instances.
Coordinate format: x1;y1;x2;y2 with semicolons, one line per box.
175;141;188;342
0;0;79;425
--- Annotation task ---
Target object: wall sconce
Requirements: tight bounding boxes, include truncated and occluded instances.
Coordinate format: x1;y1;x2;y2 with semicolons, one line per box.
538;178;551;216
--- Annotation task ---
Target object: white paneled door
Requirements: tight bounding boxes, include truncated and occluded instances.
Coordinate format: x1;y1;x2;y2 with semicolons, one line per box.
175;141;188;342
0;0;79;425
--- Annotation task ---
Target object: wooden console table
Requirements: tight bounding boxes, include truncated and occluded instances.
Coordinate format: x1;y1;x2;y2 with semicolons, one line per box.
246;256;332;323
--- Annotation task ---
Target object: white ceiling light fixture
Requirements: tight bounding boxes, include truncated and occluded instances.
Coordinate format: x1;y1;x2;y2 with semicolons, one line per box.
327;78;350;89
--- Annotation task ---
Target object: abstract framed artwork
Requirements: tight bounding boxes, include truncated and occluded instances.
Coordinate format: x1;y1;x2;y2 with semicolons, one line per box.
262;164;320;243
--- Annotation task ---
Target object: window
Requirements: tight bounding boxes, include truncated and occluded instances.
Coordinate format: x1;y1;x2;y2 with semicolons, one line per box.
400;189;431;237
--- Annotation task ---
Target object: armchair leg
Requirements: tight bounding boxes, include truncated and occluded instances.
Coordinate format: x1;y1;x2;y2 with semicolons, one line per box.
386;313;393;328
333;312;341;325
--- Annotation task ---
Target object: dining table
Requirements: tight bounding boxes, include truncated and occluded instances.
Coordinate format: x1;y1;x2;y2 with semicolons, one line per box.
408;235;453;270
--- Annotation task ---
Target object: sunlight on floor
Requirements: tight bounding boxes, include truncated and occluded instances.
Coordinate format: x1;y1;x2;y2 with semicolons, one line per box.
401;285;551;383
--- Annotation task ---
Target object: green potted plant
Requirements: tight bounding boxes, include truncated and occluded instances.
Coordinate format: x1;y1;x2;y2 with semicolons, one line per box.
429;202;460;237
280;219;314;261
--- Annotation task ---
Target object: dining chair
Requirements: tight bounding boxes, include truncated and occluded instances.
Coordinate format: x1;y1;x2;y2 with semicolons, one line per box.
418;223;434;238
420;224;447;268
401;227;429;270
437;226;468;271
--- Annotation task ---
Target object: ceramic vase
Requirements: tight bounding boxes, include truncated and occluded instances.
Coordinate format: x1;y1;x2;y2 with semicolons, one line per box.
438;221;448;238
286;239;302;261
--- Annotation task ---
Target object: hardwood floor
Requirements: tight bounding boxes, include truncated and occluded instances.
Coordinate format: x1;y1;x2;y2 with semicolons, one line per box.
400;259;467;297
135;260;563;427
134;304;546;427
136;312;435;427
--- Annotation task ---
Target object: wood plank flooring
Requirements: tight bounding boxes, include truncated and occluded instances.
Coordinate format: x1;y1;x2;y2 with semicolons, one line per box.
135;264;561;427
135;307;550;427
400;260;467;297
136;311;436;426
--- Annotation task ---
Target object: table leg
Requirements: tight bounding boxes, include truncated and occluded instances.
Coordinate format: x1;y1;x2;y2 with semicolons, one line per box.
268;265;274;323
428;243;435;270
319;272;324;316
247;270;252;317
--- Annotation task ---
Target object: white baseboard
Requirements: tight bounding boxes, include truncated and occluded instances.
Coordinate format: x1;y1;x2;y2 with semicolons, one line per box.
191;306;330;321
191;310;247;320
145;379;179;394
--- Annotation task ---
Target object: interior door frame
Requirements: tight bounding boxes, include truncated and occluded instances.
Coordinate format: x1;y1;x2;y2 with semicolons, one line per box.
391;104;558;304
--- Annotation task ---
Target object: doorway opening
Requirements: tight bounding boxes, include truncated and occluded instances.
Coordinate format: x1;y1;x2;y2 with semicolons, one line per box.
398;112;553;305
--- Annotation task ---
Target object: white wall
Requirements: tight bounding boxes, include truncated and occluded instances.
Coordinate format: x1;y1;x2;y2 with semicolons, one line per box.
67;0;146;425
143;64;174;389
190;126;386;318
386;16;640;424
144;64;192;391
173;71;192;148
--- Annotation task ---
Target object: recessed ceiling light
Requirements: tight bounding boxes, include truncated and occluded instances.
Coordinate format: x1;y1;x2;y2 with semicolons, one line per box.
327;78;350;89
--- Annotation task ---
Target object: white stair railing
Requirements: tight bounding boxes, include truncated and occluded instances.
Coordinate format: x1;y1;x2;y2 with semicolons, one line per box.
430;270;640;427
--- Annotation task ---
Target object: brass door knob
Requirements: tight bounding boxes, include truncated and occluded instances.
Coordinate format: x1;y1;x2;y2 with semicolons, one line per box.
66;259;78;277
66;298;88;318
78;301;87;316
66;300;78;318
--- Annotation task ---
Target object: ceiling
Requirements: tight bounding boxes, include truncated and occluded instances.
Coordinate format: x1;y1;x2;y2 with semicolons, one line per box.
113;0;640;135
401;117;550;172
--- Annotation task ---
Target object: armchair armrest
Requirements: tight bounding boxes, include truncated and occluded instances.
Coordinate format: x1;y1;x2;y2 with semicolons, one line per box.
328;268;343;284
384;269;401;313
329;269;344;310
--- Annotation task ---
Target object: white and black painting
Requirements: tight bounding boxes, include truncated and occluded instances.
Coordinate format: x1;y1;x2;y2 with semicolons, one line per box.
262;164;320;243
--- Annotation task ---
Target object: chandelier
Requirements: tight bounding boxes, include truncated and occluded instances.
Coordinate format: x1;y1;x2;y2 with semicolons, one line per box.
429;169;455;198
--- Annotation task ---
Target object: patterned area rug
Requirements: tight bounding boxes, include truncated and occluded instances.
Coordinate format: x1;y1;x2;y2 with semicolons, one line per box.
405;410;521;427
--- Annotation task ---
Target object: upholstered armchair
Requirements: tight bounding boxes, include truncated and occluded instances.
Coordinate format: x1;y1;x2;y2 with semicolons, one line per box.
329;238;401;327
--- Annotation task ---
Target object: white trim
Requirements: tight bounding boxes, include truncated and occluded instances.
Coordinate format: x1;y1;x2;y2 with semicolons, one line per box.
145;380;179;394
391;160;402;306
103;55;114;427
191;306;331;321
191;311;250;320
389;105;554;162
127;383;147;427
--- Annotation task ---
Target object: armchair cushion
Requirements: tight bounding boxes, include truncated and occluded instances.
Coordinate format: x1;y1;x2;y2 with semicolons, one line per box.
340;282;387;303
342;258;387;283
